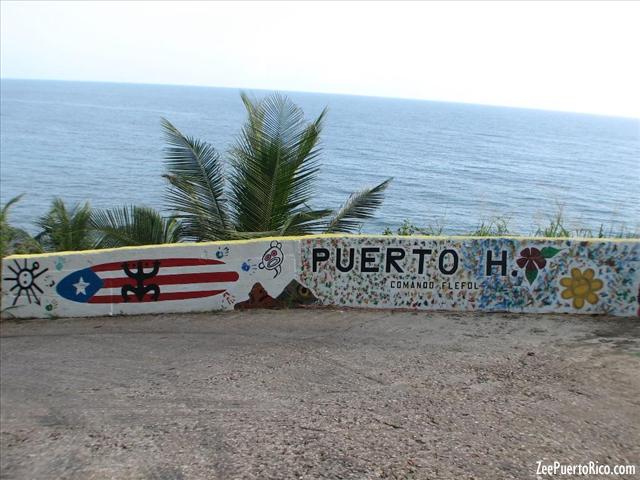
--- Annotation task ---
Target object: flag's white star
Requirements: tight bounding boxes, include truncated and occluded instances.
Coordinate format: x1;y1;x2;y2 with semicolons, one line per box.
73;277;90;295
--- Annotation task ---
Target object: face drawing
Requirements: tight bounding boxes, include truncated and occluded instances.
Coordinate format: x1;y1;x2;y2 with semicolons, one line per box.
259;241;284;278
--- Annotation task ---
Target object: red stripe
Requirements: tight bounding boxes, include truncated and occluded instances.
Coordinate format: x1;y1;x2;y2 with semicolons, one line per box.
88;289;225;303
91;258;224;272
102;271;239;288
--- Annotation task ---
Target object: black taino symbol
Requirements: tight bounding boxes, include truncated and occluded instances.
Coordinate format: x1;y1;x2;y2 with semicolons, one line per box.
121;260;160;302
4;259;49;306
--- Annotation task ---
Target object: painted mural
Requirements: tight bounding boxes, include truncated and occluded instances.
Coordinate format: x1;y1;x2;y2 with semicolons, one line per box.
299;236;640;316
1;239;299;319
1;235;639;319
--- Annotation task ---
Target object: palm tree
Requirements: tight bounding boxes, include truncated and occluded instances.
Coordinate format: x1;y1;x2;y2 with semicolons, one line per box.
35;199;180;252
163;92;391;241
1;194;42;257
92;205;182;248
36;198;95;252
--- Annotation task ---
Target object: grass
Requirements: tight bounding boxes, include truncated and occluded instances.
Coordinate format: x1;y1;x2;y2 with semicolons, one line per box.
382;219;444;236
534;210;571;237
383;210;639;239
470;217;510;237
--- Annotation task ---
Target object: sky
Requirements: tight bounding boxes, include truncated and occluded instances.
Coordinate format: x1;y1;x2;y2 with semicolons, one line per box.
1;1;639;118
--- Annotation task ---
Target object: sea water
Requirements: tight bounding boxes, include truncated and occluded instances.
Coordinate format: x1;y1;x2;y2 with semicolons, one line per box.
1;79;638;235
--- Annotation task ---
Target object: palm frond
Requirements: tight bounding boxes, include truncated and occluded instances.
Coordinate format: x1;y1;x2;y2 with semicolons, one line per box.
92;205;182;248
1;194;42;257
222;229;284;240
278;208;334;236
1;194;24;223
325;178;392;233
229;92;326;233
162;118;230;240
36;198;94;252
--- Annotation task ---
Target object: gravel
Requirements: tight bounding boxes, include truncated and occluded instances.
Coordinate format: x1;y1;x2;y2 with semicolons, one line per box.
1;309;639;479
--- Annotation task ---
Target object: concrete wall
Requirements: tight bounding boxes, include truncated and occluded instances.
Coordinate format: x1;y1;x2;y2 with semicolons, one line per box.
2;235;639;319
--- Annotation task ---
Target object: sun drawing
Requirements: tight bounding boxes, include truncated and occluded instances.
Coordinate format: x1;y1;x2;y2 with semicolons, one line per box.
3;259;49;306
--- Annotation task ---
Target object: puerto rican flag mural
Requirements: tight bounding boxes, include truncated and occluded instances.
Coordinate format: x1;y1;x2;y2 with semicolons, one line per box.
1;240;301;318
56;258;240;304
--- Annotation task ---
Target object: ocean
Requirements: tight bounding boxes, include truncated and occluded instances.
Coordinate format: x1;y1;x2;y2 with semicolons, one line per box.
1;79;638;236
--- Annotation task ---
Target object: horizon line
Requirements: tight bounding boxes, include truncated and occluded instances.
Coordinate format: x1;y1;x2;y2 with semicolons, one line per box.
1;76;639;121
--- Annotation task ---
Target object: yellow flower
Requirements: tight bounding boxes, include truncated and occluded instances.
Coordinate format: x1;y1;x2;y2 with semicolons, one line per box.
560;268;603;309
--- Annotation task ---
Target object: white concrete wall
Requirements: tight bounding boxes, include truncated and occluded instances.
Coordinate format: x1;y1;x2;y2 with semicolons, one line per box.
299;236;640;316
2;236;639;319
1;238;300;319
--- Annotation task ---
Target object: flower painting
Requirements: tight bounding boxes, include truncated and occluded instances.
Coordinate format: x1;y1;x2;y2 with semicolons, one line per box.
516;246;561;284
560;268;604;309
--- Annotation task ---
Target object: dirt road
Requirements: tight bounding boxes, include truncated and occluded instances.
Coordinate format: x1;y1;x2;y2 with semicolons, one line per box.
1;310;639;479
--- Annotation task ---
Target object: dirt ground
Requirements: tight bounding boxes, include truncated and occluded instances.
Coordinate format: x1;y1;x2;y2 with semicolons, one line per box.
1;309;639;480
